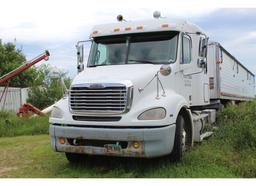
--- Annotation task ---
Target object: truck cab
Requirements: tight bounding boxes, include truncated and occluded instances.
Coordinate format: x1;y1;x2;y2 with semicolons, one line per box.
49;13;215;162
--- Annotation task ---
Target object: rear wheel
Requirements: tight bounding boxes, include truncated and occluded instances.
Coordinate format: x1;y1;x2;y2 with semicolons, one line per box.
170;114;188;161
65;152;87;164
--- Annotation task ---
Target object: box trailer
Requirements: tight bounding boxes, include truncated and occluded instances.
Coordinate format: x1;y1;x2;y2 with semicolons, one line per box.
49;12;255;163
208;42;255;102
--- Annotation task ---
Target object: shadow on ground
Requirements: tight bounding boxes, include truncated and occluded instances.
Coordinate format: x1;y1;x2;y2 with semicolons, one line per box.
64;154;174;177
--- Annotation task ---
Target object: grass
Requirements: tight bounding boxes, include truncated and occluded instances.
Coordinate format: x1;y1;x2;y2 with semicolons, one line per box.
0;111;49;137
0;101;256;178
0;135;238;178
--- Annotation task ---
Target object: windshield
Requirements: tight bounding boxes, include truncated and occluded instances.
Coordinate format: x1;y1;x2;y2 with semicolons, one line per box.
88;32;179;67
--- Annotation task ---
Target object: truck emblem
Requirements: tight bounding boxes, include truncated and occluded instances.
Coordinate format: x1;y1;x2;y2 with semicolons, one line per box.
89;83;105;89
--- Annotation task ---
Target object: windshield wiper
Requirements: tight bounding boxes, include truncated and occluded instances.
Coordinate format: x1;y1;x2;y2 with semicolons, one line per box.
128;59;174;64
88;64;108;67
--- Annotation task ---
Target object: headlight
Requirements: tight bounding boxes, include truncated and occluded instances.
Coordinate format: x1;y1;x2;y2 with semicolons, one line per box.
50;106;63;119
138;107;166;120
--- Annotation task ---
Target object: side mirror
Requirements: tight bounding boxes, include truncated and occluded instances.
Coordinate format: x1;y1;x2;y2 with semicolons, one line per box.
199;37;208;58
76;45;84;63
76;39;92;73
77;63;84;72
198;59;207;68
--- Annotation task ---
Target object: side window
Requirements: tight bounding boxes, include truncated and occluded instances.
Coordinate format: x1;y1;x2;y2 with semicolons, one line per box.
95;44;107;65
182;35;191;64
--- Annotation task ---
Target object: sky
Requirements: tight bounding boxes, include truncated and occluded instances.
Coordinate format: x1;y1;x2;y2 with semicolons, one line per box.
0;0;256;78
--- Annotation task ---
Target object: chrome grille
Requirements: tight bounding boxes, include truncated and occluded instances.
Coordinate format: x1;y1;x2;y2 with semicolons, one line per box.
69;83;132;114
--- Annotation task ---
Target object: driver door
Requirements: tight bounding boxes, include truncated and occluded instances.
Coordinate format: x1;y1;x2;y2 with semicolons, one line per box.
179;34;193;105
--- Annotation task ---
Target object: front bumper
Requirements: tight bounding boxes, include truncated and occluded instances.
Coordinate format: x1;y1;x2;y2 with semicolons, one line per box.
50;124;176;158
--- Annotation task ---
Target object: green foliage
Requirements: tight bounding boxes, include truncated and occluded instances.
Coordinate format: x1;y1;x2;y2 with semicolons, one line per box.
0;111;49;137
211;100;256;177
27;64;71;109
216;101;256;151
0;40;39;87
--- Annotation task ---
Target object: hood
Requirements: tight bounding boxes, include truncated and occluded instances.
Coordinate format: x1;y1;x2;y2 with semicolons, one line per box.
72;64;160;87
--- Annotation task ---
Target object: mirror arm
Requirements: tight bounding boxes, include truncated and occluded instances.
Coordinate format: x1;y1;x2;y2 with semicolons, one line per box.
76;39;92;48
76;39;92;73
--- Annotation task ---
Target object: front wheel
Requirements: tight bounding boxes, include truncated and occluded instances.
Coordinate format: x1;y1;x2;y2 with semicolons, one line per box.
170;114;188;161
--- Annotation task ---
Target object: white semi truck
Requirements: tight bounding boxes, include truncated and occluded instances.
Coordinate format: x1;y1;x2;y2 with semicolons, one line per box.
49;12;255;162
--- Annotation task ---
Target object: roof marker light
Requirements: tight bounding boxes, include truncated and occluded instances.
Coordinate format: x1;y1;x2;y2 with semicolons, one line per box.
92;31;98;35
114;28;120;32
161;24;169;28
136;26;143;30
125;27;131;31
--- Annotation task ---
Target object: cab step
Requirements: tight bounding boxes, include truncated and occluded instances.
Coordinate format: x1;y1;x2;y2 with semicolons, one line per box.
200;131;213;141
192;109;216;142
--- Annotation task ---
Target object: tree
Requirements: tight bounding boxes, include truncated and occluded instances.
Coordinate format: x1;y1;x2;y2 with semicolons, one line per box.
27;64;71;109
0;40;39;87
0;40;71;109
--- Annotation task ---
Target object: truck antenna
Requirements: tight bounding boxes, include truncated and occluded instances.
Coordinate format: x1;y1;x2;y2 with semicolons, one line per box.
117;15;127;22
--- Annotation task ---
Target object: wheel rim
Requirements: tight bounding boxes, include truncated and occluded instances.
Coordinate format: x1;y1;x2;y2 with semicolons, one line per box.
181;128;186;152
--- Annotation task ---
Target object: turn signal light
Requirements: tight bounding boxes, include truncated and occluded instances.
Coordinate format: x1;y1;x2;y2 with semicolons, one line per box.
133;142;140;149
59;137;65;144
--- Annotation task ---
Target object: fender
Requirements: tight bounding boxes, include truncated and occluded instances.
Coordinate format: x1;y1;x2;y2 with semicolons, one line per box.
164;92;194;147
162;92;189;121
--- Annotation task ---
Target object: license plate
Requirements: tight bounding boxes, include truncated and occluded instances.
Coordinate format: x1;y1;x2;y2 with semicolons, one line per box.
104;144;122;152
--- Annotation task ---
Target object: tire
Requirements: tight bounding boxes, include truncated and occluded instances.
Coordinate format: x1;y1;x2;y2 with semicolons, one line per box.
65;152;86;164
170;114;187;161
